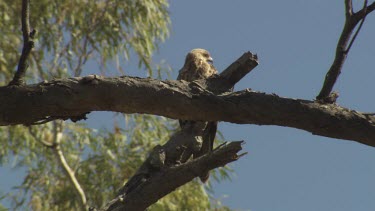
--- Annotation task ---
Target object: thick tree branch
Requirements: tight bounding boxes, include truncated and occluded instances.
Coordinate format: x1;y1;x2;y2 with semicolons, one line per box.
8;0;36;86
219;52;258;86
96;53;258;210
1;75;375;147
316;0;375;101
0;51;258;126
98;141;245;211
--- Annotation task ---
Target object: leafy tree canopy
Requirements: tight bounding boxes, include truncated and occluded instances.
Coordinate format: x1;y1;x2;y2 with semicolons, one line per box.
0;0;231;210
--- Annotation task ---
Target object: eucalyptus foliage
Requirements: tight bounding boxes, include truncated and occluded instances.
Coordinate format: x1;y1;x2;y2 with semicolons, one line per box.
0;0;232;210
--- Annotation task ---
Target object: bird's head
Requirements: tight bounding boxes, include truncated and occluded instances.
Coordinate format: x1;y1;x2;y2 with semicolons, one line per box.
185;48;213;65
178;48;218;81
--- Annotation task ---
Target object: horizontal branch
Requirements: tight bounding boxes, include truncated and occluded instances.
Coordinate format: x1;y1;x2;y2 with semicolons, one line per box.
100;141;245;211
1;75;375;147
96;52;258;210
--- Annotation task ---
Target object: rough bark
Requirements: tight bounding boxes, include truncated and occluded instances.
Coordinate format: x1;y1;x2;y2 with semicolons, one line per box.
99;141;245;211
1;73;375;147
97;53;257;211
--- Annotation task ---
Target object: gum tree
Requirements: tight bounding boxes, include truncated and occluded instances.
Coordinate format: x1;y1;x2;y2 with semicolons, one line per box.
1;0;375;210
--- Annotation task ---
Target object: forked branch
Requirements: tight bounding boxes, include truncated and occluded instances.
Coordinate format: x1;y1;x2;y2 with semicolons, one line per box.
8;0;36;86
316;0;375;102
99;141;245;211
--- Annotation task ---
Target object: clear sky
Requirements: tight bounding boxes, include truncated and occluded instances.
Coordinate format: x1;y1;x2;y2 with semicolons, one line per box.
2;1;375;211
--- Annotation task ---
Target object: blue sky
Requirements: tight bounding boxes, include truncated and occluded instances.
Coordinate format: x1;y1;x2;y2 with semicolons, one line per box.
2;1;375;210
153;1;375;210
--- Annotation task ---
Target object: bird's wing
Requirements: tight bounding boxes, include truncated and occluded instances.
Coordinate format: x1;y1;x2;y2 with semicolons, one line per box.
177;61;196;129
177;67;185;80
193;121;217;159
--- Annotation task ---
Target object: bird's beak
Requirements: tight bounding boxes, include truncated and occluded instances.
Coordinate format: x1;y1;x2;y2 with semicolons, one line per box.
207;57;213;64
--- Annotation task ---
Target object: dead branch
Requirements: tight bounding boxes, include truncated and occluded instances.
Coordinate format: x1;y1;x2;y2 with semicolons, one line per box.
8;0;36;86
1;72;375;147
218;52;258;86
316;0;375;102
98;141;244;211
96;52;258;210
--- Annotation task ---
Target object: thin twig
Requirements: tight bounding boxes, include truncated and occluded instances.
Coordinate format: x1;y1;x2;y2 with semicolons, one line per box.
21;0;31;40
28;126;55;147
73;36;93;77
8;0;36;86
356;1;375;17
51;121;88;210
345;0;368;53
362;112;375;115
316;0;374;102
30;116;59;125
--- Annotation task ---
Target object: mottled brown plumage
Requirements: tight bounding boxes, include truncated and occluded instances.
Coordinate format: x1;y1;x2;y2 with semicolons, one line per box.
177;49;218;182
177;48;218;81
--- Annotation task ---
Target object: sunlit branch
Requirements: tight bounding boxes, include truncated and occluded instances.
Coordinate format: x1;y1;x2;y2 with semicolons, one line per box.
316;0;375;102
100;141;245;211
51;121;88;210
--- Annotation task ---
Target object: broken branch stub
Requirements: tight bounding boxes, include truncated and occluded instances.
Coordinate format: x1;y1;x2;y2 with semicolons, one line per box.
101;52;258;210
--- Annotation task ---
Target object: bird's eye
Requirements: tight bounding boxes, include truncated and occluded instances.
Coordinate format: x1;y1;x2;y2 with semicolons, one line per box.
207;57;213;65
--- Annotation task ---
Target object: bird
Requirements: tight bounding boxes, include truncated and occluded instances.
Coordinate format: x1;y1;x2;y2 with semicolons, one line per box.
177;48;218;182
177;48;217;81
